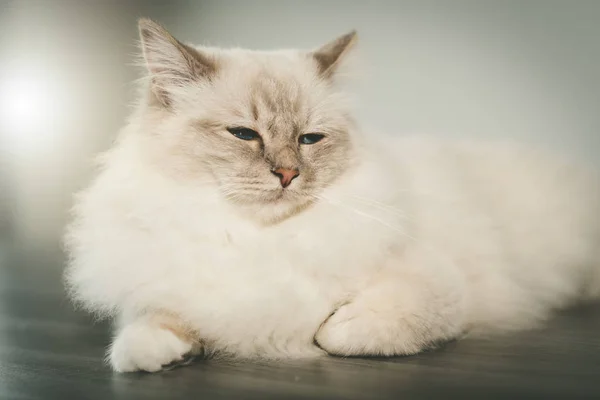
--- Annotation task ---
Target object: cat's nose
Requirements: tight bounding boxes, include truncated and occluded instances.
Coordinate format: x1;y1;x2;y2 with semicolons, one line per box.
271;168;300;188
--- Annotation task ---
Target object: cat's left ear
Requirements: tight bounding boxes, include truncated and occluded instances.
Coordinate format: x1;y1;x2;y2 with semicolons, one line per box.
138;18;217;107
311;31;357;78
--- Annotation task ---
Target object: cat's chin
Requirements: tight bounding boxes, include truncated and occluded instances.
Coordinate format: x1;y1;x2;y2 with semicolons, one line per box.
232;193;315;225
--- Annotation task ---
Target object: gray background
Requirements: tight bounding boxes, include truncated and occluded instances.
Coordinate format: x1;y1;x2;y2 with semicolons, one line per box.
1;0;599;257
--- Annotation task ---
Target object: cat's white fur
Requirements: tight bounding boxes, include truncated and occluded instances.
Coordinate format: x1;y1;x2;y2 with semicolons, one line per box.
64;19;600;372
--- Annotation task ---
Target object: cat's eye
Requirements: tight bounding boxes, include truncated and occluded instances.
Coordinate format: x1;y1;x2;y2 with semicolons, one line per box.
227;127;260;141
299;133;325;145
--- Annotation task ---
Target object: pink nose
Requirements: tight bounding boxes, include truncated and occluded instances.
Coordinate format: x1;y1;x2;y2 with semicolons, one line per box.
271;168;300;188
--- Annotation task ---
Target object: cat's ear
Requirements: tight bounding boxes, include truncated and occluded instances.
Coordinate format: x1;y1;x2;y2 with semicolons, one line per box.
138;18;217;107
311;31;357;78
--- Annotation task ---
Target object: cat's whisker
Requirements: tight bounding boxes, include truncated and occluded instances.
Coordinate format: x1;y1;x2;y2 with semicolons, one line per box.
312;194;417;242
342;194;413;221
322;194;458;268
221;187;279;202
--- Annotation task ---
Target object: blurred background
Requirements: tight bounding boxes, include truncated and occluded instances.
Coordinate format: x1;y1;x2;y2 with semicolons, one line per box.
1;0;599;262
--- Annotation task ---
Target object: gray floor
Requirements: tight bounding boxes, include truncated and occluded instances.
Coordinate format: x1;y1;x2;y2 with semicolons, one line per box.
1;239;600;400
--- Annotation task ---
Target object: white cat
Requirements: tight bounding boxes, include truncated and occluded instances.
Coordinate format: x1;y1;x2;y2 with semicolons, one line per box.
64;18;600;372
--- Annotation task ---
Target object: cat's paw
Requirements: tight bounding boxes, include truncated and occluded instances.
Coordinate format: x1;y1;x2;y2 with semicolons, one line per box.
314;302;426;357
109;320;199;372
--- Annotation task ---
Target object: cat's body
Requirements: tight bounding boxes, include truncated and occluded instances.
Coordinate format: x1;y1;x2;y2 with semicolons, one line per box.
65;19;600;372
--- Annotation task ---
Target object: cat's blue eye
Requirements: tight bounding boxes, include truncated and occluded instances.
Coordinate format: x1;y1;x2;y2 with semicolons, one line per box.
227;127;260;141
299;134;325;145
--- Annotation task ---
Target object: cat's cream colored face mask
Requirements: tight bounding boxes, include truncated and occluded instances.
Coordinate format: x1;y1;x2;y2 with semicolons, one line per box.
137;19;358;223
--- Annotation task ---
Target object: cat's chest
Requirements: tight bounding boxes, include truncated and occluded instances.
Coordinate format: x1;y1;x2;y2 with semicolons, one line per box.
153;195;406;347
177;202;401;290
189;217;346;280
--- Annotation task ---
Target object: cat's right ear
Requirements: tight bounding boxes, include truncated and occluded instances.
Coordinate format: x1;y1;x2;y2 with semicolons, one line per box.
138;18;217;108
311;31;357;79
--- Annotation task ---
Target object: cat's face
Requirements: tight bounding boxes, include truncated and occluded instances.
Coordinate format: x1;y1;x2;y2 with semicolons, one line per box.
138;19;357;222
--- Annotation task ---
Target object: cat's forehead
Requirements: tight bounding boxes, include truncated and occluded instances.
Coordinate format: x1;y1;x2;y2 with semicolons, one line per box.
221;49;315;89
250;72;303;116
203;48;335;137
244;73;304;139
222;52;316;133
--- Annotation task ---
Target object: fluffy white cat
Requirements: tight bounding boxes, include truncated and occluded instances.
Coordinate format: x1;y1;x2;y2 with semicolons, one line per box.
64;18;600;372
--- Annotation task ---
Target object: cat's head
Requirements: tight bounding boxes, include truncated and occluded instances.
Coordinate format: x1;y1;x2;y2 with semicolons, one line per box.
137;19;358;223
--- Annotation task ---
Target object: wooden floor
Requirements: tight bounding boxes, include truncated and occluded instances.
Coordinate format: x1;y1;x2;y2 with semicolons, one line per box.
1;239;600;399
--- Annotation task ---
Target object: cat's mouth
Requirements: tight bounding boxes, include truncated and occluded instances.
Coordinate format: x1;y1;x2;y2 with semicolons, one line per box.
264;187;300;202
221;187;296;204
218;177;316;210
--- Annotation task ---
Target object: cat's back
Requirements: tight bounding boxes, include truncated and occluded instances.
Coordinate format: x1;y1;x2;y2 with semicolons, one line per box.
386;135;599;227
335;132;600;339
382;134;600;321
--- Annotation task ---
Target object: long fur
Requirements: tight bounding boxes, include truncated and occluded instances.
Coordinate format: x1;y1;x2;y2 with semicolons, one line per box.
64;19;600;372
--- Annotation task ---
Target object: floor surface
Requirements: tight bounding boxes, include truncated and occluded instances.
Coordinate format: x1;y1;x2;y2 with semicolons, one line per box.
1;239;599;399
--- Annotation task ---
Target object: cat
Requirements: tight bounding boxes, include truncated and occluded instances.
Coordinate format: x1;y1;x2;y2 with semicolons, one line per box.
64;18;600;373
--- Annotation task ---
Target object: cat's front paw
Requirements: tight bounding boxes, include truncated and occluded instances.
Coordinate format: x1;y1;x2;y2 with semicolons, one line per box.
315;302;427;357
109;319;200;372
